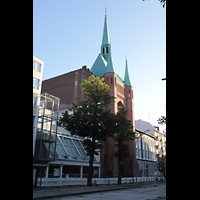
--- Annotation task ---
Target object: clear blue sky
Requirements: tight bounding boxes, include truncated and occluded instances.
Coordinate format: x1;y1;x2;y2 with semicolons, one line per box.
33;0;166;131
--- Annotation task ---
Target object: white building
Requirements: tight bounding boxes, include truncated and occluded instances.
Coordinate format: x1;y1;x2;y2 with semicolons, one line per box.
33;55;44;156
135;128;157;177
135;119;166;177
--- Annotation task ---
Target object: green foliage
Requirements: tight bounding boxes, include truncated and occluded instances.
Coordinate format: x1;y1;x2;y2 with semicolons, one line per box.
157;116;166;125
157;156;166;179
142;0;166;8
113;107;136;160
80;75;113;106
112;107;136;184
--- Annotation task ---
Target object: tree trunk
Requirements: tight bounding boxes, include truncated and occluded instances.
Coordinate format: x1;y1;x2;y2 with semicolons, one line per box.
118;159;122;185
87;150;94;186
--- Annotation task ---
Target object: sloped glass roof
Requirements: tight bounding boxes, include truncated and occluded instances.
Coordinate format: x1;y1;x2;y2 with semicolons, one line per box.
42;132;98;162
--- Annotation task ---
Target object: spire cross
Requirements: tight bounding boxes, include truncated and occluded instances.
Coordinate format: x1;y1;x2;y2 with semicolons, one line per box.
105;7;106;13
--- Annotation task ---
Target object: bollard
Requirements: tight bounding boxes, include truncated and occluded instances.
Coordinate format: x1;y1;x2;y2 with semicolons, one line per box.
153;178;157;187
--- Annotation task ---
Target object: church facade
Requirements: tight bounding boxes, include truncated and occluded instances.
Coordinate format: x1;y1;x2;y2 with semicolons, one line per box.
41;11;139;178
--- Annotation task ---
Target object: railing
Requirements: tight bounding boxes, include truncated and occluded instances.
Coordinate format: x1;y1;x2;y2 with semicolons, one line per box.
37;176;165;187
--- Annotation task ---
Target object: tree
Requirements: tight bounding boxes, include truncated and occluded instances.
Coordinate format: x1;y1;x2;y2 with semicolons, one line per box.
112;107;137;185
157;156;166;179
157;116;166;125
58;75;115;186
142;0;166;8
159;0;166;7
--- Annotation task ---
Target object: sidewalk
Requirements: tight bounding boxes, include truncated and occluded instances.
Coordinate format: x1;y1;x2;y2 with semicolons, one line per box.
33;181;160;199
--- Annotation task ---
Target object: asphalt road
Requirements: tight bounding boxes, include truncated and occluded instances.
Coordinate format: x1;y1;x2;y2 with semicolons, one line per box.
49;182;166;200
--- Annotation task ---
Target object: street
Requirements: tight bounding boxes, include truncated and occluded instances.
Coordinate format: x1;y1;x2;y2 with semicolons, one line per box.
48;182;166;200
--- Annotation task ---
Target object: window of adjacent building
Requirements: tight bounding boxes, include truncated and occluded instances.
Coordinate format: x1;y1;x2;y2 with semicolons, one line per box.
37;62;41;72
143;140;145;150
33;116;35;126
33;77;39;89
139;149;141;159
143;149;145;159
33;96;38;106
33;60;41;72
33;61;36;69
138;137;141;149
136;147;138;158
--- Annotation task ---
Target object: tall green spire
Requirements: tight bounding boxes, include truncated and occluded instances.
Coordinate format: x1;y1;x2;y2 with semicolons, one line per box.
124;58;132;86
102;8;110;46
101;9;111;62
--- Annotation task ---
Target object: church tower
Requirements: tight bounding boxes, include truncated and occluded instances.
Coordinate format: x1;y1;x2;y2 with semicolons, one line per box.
90;10;138;178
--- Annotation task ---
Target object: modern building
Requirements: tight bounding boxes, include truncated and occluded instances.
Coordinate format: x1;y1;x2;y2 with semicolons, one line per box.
33;93;101;187
41;11;137;178
33;55;44;156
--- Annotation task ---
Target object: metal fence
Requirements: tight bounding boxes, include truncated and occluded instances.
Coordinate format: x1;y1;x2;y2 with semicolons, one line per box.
37;176;165;187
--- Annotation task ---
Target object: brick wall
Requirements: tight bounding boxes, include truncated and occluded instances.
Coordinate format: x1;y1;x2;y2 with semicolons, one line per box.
41;65;92;111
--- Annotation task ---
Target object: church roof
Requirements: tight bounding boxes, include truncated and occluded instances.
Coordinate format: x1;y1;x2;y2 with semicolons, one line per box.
124;58;132;86
90;53;107;77
90;11;132;87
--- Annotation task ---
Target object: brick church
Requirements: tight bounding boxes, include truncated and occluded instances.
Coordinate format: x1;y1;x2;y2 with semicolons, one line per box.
41;11;139;178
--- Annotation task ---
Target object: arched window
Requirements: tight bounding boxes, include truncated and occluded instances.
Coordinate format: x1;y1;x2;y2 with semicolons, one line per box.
117;101;123;107
117;101;124;113
106;47;109;54
102;47;104;54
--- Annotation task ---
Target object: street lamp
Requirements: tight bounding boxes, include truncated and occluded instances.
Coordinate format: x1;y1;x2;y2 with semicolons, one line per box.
161;78;166;81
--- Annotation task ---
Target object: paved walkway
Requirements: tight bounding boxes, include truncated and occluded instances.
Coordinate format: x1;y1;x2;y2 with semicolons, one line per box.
33;181;165;199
